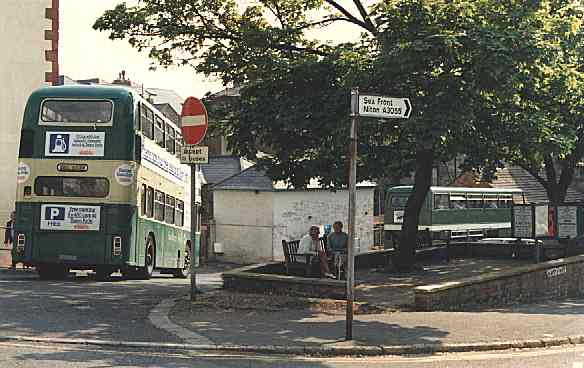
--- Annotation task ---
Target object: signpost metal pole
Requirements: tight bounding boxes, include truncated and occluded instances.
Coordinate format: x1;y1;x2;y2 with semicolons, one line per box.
190;164;198;301
346;87;359;340
180;96;209;302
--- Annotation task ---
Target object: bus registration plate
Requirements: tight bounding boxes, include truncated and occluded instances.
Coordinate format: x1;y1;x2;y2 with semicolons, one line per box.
40;204;101;231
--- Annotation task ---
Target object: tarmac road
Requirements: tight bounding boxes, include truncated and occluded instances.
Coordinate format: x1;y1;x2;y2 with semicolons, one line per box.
0;268;211;343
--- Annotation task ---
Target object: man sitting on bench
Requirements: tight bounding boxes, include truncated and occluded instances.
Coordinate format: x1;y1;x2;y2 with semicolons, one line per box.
327;221;348;277
298;225;335;279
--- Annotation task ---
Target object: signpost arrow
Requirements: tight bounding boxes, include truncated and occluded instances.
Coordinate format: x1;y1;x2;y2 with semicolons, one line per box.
345;90;411;341
358;95;412;119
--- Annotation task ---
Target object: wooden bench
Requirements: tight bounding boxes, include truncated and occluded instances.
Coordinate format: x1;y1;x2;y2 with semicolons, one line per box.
282;238;346;279
282;240;315;276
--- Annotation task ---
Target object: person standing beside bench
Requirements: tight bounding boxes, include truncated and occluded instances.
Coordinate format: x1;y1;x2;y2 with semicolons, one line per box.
327;221;348;278
298;225;335;279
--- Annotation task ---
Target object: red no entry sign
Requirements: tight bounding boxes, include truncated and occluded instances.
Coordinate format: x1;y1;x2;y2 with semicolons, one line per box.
180;97;208;145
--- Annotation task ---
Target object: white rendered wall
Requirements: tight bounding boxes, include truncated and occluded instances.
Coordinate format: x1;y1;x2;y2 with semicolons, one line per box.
213;190;274;263
272;188;375;260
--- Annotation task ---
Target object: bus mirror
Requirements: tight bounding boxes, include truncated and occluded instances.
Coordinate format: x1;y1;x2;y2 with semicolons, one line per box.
134;134;142;163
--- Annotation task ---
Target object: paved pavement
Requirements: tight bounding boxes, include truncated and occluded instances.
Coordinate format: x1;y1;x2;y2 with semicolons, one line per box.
166;258;584;351
2;340;584;367
169;295;584;348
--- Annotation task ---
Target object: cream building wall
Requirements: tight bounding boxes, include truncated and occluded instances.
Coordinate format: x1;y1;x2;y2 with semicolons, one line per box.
212;187;375;264
0;0;55;220
213;190;275;264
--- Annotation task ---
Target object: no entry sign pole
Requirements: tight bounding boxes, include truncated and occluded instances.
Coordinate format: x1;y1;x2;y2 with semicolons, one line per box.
181;97;209;302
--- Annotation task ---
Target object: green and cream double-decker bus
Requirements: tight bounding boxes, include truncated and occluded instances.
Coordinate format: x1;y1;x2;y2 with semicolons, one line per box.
13;85;195;280
384;186;525;248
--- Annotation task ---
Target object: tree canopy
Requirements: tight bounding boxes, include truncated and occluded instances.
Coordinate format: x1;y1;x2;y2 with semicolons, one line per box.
94;0;584;269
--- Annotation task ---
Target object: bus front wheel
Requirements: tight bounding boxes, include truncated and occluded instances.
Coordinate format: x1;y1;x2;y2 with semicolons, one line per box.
138;235;156;280
173;244;191;279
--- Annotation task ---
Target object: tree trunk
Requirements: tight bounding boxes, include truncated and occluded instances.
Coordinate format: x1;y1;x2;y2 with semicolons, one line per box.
543;157;572;205
396;148;434;272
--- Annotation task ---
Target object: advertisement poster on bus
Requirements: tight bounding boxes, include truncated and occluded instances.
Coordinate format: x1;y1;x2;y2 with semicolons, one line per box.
40;204;101;231
45;132;105;157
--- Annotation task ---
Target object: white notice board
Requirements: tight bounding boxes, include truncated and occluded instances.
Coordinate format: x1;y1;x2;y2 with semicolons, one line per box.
513;206;533;238
557;206;578;238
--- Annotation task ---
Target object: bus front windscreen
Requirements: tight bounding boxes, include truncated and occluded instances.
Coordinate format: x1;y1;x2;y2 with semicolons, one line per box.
41;100;113;124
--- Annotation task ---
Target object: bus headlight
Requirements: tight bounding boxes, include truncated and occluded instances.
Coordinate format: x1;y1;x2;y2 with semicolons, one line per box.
112;236;122;256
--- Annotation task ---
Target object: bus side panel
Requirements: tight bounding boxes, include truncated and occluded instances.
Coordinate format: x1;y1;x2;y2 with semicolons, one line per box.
104;205;136;266
13;202;35;264
126;209;139;266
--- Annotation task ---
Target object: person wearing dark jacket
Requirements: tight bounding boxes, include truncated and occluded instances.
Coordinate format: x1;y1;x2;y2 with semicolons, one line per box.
4;211;15;269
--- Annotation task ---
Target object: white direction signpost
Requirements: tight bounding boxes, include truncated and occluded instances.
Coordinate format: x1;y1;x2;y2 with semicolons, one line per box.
345;89;412;341
358;95;412;119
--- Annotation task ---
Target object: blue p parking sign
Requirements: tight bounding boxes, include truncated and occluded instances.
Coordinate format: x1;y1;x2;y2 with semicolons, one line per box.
45;206;65;221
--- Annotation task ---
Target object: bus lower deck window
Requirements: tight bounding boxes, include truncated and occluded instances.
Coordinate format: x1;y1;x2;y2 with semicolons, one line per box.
154;190;165;221
34;177;109;197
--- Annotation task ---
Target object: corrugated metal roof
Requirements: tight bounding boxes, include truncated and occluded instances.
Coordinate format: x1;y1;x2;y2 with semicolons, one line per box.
200;156;242;185
491;166;584;203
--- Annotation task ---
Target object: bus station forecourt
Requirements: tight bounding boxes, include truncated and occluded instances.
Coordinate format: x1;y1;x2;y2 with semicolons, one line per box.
7;85;584;356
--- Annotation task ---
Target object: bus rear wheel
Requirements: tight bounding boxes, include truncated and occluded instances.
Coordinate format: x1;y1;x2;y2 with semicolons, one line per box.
173;245;190;279
138;236;155;280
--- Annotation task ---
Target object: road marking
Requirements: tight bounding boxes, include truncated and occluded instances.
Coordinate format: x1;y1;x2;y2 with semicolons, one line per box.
149;298;214;345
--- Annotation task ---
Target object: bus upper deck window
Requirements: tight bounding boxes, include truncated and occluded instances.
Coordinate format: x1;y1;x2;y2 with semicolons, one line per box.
41;100;113;124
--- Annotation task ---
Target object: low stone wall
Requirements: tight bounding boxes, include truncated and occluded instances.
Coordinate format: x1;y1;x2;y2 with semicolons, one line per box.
223;263;346;299
415;255;584;311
